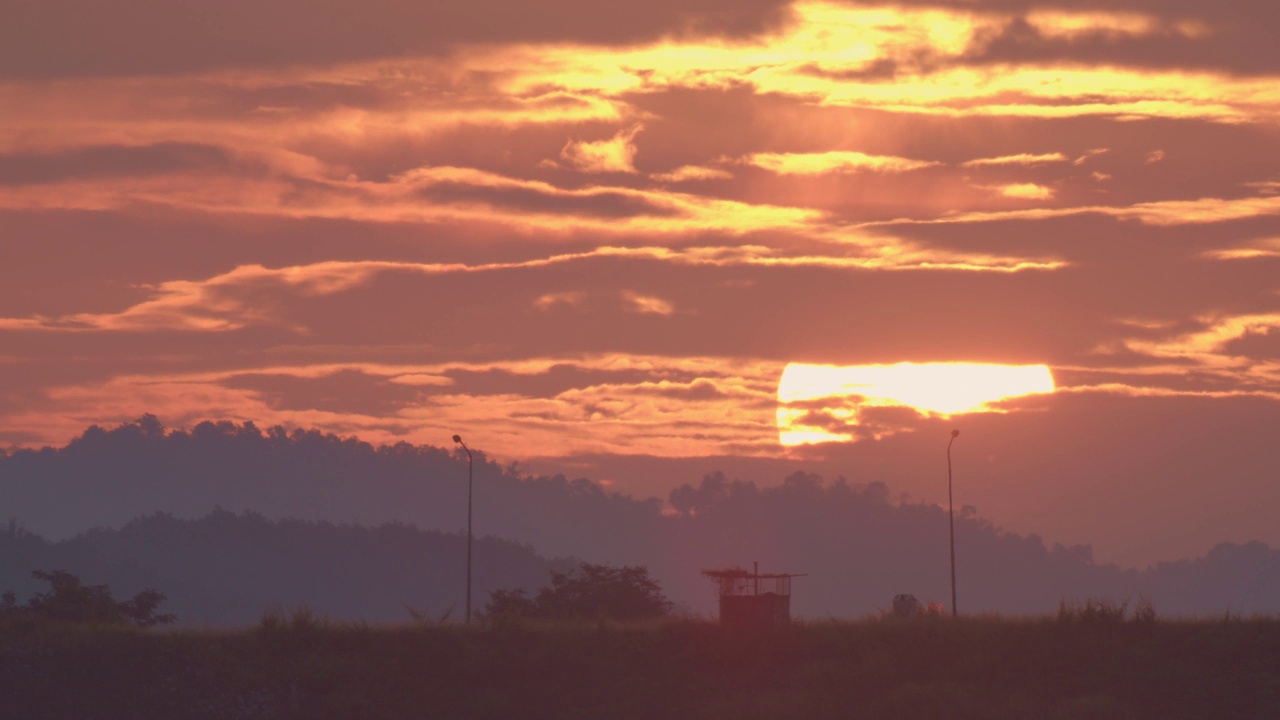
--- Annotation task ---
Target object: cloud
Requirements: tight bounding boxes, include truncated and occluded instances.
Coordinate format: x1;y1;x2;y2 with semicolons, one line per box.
649;165;733;182
387;373;455;386
0;0;795;79
0;353;786;460
1123;312;1280;370
997;183;1056;200
0;261;397;333
0;231;1065;335
1146;149;1167;164
1021;10;1168;40
534;291;587;310
0;0;1276;602
1203;237;1280;260
961;153;1069;167
475;3;1280;123
0;158;824;237
560;124;644;173
1074;149;1111;166
953;4;1280;75
882;193;1280;227
621;291;677;316
742;151;938;175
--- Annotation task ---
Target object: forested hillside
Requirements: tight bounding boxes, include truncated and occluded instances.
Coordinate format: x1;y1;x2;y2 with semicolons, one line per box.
0;509;571;625
3;417;1278;619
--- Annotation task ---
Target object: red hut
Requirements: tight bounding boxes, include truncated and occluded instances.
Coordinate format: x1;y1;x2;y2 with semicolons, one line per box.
702;564;805;626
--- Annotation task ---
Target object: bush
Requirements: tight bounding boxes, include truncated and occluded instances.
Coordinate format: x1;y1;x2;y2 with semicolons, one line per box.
486;562;672;622
2;569;175;627
259;602;327;632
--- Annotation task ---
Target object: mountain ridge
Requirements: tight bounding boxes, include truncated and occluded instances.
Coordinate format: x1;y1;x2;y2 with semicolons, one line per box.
3;416;1278;618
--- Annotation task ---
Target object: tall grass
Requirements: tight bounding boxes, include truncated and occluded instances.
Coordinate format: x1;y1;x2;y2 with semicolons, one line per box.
2;612;1278;719
1056;595;1157;623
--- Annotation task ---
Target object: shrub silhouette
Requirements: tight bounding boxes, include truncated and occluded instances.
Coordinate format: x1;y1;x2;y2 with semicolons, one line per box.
1057;596;1156;624
2;570;175;627
487;562;672;621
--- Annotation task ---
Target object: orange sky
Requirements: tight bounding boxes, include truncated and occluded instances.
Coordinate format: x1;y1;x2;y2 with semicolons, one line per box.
2;0;1279;568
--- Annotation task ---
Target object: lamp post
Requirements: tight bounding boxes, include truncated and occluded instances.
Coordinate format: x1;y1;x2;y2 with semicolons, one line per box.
947;428;959;618
452;434;473;624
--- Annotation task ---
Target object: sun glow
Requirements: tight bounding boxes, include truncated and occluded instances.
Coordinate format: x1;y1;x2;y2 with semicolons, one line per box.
777;362;1056;446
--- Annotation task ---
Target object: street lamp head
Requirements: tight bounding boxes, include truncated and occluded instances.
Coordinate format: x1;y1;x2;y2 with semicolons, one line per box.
951;429;960;438
452;434;462;444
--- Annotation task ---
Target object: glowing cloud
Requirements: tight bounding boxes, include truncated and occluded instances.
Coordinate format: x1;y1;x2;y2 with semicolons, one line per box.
743;151;938;175
1024;10;1159;39
534;291;587;310
1123;312;1280;367
998;183;1056;200
1074;149;1110;166
621;291;676;316
649;165;733;183
1204;238;1280;260
962;153;1069;167
560;124;644;173
776;362;1056;446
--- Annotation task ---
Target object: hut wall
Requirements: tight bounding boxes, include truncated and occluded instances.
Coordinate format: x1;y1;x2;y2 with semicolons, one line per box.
718;593;790;626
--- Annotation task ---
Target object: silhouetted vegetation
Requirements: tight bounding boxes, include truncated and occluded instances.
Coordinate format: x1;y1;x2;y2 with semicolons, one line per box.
1;569;175;627
1057;595;1157;624
486;562;672;621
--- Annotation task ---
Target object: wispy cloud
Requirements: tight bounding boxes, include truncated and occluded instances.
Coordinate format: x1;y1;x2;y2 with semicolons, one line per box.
534;291;587;310
962;153;1069;167
0;236;1067;334
878;193;1280;227
649;165;733;183
742;151;938;175
1203;237;1280;260
0;353;787;459
621;291;676;316
1123;312;1280;368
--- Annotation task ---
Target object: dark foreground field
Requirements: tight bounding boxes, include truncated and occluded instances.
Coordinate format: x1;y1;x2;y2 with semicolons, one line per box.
3;615;1279;720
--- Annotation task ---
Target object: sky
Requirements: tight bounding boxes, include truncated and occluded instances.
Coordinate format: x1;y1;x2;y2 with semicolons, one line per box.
2;0;1278;569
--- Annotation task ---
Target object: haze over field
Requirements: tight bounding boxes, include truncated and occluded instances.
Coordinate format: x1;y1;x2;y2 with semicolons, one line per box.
2;0;1278;574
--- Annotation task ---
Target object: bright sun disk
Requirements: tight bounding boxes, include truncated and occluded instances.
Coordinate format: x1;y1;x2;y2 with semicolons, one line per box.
777;362;1056;446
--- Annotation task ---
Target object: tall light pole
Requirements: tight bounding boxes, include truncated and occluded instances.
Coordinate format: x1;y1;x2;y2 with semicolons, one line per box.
947;428;960;618
452;434;473;624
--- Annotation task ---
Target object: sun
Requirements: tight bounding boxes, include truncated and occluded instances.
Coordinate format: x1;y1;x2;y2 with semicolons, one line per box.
777;362;1056;446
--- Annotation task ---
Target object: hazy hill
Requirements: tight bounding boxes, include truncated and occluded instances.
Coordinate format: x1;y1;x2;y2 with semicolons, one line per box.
0;509;572;625
0;415;658;561
2;417;1278;618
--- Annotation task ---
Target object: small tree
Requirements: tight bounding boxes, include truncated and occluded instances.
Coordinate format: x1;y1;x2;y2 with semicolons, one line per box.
486;562;672;622
484;588;538;622
5;570;176;627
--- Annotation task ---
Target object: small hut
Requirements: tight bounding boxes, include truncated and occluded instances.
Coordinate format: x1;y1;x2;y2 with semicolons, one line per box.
702;564;805;626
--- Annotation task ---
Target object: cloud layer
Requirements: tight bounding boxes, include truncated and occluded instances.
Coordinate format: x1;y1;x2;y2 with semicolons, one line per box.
2;0;1278;568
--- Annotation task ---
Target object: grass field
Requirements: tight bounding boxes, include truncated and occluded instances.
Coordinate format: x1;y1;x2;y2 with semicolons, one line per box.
3;612;1278;719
